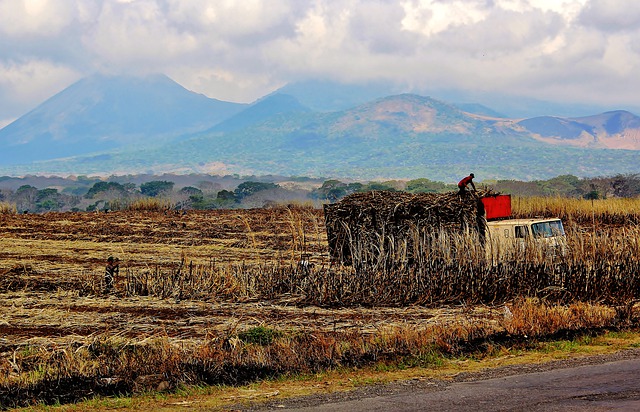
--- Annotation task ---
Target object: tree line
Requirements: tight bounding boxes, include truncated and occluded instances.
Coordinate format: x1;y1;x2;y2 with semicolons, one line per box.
0;173;638;213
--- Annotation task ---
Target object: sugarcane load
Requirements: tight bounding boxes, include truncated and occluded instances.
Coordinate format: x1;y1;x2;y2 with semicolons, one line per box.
323;189;566;268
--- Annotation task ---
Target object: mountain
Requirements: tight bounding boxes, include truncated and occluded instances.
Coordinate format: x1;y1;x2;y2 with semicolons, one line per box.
209;93;311;133
271;79;399;112
454;103;507;118
325;94;488;137
272;80;620;118
28;93;634;182
0;74;247;164
1;76;640;182
516;110;640;150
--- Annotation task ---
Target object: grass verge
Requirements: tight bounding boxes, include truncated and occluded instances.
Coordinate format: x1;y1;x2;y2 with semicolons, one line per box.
14;328;640;412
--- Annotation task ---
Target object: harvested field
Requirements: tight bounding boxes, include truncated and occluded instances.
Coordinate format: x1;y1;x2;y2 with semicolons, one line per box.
0;205;501;342
0;199;639;408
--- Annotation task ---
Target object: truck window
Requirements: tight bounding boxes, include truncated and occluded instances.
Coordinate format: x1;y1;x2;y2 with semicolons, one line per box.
515;226;528;238
532;220;565;238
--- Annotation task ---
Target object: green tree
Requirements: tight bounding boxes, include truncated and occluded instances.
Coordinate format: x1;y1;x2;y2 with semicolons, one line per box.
541;175;582;197
234;181;278;202
216;189;236;202
140;181;175;197
362;182;397;192
177;186;205;209
85;182;126;199
406;178;450;193
178;186;203;197
34;188;78;212
311;180;364;201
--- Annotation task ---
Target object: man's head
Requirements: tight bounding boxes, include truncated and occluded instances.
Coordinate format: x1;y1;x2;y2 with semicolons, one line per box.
470;173;475;178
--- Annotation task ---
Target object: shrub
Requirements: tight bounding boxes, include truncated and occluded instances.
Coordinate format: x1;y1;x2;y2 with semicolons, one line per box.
0;202;16;214
238;326;281;346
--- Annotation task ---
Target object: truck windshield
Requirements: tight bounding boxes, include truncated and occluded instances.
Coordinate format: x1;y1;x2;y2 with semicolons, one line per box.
531;220;565;238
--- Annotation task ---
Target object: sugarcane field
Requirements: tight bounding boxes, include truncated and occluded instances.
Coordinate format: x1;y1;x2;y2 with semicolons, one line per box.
1;194;640;409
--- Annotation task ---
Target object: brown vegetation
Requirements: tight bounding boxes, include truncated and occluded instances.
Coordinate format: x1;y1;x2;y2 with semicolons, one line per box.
0;198;639;408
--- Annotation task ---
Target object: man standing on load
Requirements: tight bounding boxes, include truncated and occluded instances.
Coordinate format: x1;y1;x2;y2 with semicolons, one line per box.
458;173;476;194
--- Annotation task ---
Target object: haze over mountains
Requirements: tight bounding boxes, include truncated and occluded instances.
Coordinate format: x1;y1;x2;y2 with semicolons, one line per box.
0;74;639;182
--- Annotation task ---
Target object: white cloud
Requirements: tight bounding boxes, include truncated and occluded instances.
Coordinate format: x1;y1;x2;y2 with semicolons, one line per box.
579;0;640;32
0;59;80;113
402;0;489;36
82;0;200;73
0;0;77;36
1;0;640;119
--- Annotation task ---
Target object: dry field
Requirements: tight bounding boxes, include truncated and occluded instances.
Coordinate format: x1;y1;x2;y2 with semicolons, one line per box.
0;206;504;343
0;198;639;408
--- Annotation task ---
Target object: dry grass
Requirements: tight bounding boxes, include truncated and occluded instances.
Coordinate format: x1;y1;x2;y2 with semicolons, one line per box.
124;198;175;212
0;201;16;214
0;199;639;407
512;196;640;226
0;298;619;409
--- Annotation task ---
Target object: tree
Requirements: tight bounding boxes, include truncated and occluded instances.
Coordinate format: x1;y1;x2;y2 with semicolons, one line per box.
85;182;126;199
234;181;278;202
541;175;582;197
216;189;236;202
310;180;363;201
177;186;205;209
611;174;640;198
140;181;175;197
406;178;450;193
14;185;38;212
178;186;202;197
34;188;78;212
362;182;397;192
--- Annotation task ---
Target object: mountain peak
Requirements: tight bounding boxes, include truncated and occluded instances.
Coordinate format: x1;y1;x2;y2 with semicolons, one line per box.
273;79;399;111
0;74;246;164
330;93;482;136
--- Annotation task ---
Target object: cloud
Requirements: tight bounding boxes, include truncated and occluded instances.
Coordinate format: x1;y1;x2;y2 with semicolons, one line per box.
83;0;199;72
347;1;419;55
0;59;80;123
1;0;640;120
0;0;77;36
579;0;640;32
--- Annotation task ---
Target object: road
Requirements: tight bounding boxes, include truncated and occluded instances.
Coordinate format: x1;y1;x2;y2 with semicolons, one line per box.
261;350;640;412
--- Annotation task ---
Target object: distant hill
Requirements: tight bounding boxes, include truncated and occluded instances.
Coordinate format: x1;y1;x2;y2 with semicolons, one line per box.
454;103;507;118
1;75;640;181
516;110;640;150
209;93;311;133
272;79;398;112
0;74;246;164
25;93;633;182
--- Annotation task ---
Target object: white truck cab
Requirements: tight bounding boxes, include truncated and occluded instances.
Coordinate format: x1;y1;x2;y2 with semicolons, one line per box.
486;218;565;245
487;218;565;240
481;195;567;259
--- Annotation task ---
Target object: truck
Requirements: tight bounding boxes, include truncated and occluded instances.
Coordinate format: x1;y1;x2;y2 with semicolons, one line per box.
481;194;567;260
323;191;566;267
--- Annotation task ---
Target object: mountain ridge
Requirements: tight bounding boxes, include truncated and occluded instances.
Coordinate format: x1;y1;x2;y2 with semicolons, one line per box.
0;75;639;181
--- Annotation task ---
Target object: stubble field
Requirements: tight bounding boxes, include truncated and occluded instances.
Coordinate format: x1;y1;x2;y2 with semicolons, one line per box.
1;198;639;408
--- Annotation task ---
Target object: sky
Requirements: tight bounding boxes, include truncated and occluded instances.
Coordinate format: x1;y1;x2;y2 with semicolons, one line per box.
1;0;639;128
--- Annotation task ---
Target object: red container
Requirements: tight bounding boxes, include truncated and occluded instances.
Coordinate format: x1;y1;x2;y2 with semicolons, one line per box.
481;195;511;220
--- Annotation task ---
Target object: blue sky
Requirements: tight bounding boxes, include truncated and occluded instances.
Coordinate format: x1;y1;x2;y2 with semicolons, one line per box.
1;0;639;127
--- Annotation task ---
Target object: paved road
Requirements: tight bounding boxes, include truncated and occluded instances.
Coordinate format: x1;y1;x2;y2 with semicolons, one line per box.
264;353;640;411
